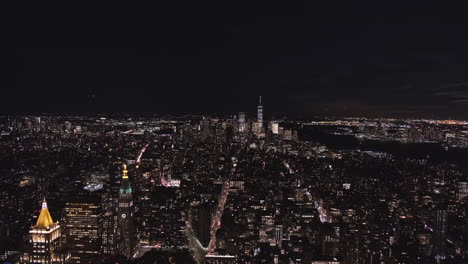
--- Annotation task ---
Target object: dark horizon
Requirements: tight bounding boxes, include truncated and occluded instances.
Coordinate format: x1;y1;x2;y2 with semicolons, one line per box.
3;2;468;119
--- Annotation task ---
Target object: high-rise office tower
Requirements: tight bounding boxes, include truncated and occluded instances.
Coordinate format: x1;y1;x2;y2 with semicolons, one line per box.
257;96;263;122
433;208;447;259
269;121;279;135
102;193;120;255
118;165;135;258
275;224;283;248
27;198;63;264
64;195;102;264
238;112;246;133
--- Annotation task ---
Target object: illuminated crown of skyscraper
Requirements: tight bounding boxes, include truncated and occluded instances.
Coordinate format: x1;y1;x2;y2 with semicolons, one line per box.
120;164;132;193
122;164;129;179
35;198;54;229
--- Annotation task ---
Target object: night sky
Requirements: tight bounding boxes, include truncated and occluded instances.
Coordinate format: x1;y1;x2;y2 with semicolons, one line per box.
2;2;468;118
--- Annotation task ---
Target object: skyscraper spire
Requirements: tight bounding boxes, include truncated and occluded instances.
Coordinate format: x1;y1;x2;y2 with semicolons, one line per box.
257;96;263;122
36;198;54;229
122;164;128;179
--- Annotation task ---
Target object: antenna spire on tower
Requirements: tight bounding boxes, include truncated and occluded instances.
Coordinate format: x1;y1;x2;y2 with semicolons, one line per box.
122;164;128;179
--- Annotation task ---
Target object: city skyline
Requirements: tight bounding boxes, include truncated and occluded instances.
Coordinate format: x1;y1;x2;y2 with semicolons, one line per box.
1;111;468;263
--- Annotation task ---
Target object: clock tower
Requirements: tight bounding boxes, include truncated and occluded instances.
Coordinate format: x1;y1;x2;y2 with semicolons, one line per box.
118;164;135;257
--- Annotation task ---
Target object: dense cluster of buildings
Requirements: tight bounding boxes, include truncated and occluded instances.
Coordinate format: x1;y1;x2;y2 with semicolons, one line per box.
0;99;467;263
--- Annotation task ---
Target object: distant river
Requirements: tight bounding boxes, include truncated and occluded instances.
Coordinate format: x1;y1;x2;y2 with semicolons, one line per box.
300;126;468;168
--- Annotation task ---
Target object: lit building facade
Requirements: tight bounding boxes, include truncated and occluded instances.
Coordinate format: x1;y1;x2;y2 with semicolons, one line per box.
102;193;120;255
64;195;102;264
205;254;238;264
118;164;135;257
433;208;447;259
238;112;246;133
26;199;64;264
257;96;263;122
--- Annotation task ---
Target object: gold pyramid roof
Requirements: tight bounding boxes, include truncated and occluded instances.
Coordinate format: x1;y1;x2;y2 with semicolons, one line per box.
36;198;54;229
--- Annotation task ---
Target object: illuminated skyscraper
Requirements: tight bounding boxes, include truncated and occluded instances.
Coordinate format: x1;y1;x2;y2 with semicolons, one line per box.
27;199;63;264
64;195;102;264
269;121;279;134
257;96;263;122
238;112;246;133
102;194;120;255
433;208;447;259
118;164;135;257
